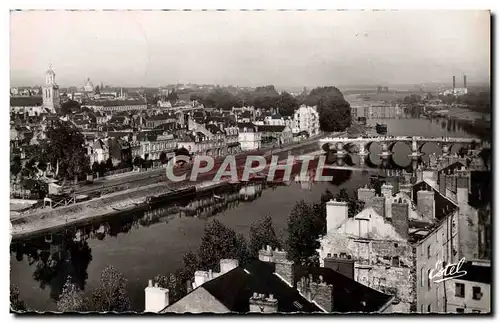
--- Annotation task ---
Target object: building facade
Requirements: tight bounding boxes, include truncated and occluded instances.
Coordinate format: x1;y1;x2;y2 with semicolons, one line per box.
292;105;319;136
238;123;261;151
317;199;415;313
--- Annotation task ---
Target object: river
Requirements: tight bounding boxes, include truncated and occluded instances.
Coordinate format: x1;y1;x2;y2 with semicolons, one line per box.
10;117;479;311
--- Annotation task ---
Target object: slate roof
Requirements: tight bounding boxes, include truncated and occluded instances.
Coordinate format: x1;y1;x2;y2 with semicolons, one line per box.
200;260;322;313
294;265;393;313
458;261;491;284
175;260;392;313
10;96;43;107
258;125;286;133
90;99;146;107
154;122;179;132
237;123;257;132
206;124;223;135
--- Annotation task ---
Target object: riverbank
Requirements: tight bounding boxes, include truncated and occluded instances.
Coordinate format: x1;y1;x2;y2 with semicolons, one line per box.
11;146;329;241
10;178;232;240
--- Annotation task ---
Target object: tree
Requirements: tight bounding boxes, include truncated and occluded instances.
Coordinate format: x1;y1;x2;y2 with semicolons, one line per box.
42;120;88;180
181;251;200;282
105;157;114;172
277;91;299;116
91;161;100;175
286;201;321;266
175;147;190;156
154;272;186;304
10;285;26;312
248;214;282;258
335;188;365;218
57;277;88;312
10;155;22;177
197;220;249;271
159;151;168;164
133;156;143;168
61;100;81;115
305;86;352;132
91;266;131;312
99;161;107;176
167;90;179;103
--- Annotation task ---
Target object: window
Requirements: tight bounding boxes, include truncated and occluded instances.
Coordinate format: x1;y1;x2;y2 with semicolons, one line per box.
427;245;431;259
421;268;425;287
392;256;400;267
427;269;432;290
455;283;465;298
427;304;431;312
456;308;465;313
472;286;482;300
421;304;424;313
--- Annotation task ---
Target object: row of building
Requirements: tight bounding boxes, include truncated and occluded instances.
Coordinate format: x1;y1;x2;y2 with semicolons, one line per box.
10;66;321;174
143;153;490;313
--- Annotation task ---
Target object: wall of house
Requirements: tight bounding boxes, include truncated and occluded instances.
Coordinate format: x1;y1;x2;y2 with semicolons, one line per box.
238;132;261;151
319;233;415;313
445;278;490;313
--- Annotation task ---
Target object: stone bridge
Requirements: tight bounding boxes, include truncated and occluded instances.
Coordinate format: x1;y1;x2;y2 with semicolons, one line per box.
319;136;481;160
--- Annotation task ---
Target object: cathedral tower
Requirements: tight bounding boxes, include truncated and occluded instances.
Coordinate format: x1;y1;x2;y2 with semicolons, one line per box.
42;64;60;114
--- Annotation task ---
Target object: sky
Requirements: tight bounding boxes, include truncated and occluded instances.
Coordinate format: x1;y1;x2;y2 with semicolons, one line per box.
10;10;491;88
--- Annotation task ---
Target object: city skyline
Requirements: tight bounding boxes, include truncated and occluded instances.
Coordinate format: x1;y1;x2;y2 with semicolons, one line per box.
10;10;490;88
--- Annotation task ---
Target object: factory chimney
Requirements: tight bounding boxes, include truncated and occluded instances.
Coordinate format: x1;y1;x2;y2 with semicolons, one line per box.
464;75;467;88
452;76;456;91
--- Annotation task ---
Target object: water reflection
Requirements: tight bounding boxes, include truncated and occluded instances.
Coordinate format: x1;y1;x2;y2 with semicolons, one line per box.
9;180;283;301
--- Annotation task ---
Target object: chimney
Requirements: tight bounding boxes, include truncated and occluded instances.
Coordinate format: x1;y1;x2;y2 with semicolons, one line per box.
297;275;333;312
422;170;436;182
194;271;209;288
220;259;239;273
417;190;435;221
453;75;456;91
456;175;469;205
371;196;386;218
258;245;273;262
381;183;393;198
439;172;446;195
324;254;355;280
326;199;349;233
464;75;467;88
144;279;169;313
399;184;413;199
357;186;375;204
445;172;457;198
273;248;287;263
275;257;294;287
391;200;409;239
249;293;278;313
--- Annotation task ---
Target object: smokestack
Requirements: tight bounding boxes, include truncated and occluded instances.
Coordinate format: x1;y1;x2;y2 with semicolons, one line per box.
464;75;467;88
453;76;456;90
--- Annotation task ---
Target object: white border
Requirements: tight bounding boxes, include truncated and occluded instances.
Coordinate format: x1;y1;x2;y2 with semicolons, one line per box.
3;2;498;323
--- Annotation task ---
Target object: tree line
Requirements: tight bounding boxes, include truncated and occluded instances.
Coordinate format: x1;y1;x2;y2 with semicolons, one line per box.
191;85;352;132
